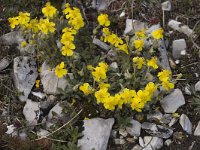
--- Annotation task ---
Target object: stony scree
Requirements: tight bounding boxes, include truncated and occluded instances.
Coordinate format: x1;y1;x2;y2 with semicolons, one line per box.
13;56;38;101
142;122;173;139
23;99;40;126
126;119;141;137
143;136;163;149
194;121;200;136
160;89;185;113
77;118;114;150
147;111;163;122
179;114;192;134
0;56;11;71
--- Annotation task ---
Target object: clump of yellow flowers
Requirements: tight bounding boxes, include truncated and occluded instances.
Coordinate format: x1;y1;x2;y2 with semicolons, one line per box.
8;2;175;113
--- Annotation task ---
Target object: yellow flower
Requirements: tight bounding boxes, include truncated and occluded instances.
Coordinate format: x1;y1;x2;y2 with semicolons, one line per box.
147;57;158;69
39;19;55;34
102;28;110;35
145;82;157;96
20;41;27;48
92;62;108;82
18;12;30;25
61;42;76;56
120;88;136;103
55;62;68;78
35;80;40;88
118;44;129;54
134;39;144;51
97;14;110;27
95;88;110;103
63;3;71;14
99;82;110;89
69;16;85;30
79;83;94;95
157;70;172;82
161;80;174;91
133;57;145;69
8;17;19;28
135;29;146;38
103;96;117;111
27;19;39;32
152;28;164;40
42;2;57;18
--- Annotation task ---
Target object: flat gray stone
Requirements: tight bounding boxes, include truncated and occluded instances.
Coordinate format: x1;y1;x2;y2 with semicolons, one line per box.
172;39;187;59
78;118;114;150
179;114;192;134
92;0;110;11
0;31;24;45
40;62;68;94
195;81;200;92
0;56;11;71
48;103;63;120
132;144;142;150
124;19;146;35
160;89;185;113
126;119;141;137
13;56;38;101
93;38;110;51
23;99;40;125
194;121;200;136
147;111;163;122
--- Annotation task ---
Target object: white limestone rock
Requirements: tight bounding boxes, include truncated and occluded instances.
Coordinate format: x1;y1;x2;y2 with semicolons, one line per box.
124;19;146;35
93;37;110;51
23;99;40;125
195;81;200;92
13;56;38;101
40;62;68;94
179;114;192;134
160;89;185;113
48;103;63;120
126;119;141;137
0;31;24;45
161;1;171;11
172;39;187;59
194;121;200;136
78;118;114;150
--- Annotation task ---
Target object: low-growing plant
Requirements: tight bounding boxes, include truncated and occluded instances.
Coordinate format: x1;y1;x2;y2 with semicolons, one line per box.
8;1;176;114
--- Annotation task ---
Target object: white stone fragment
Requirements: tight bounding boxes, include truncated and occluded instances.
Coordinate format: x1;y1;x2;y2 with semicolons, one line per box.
126;119;141;137
124;19;146;35
93;37;110;51
6;124;16;134
168;20;194;37
48;103;63;120
0;31;24;45
161;1;171;11
110;62;118;69
120;11;125;17
139;137;145;147
175;60;180;64
78;118;114;150
194;121;200;136
132;144;142;150
195;81;200;92
160;89;185;113
172;39;187;59
119;128;128;137
92;0;110;11
179;114;192;134
23;99;40;125
149;137;163;149
164;139;172;146
31;91;46;99
184;85;192;95
14;56;38;101
37;129;50;137
40;62;68;94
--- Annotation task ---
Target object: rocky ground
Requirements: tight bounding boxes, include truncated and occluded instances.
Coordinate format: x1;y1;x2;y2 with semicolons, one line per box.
0;0;200;150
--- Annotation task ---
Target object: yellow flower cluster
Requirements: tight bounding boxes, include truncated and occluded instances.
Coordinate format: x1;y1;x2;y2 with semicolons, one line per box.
63;3;84;30
133;29;147;51
151;28;164;40
147;57;158;69
79;83;94;95
91;62;108;82
157;70;174;91
60;3;84;56
8;12;30;28
55;62;68;78
133;57;145;69
94;82;157;111
102;27;128;54
42;2;57;18
97;14;110;27
134;39;145;51
38;18;55;34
